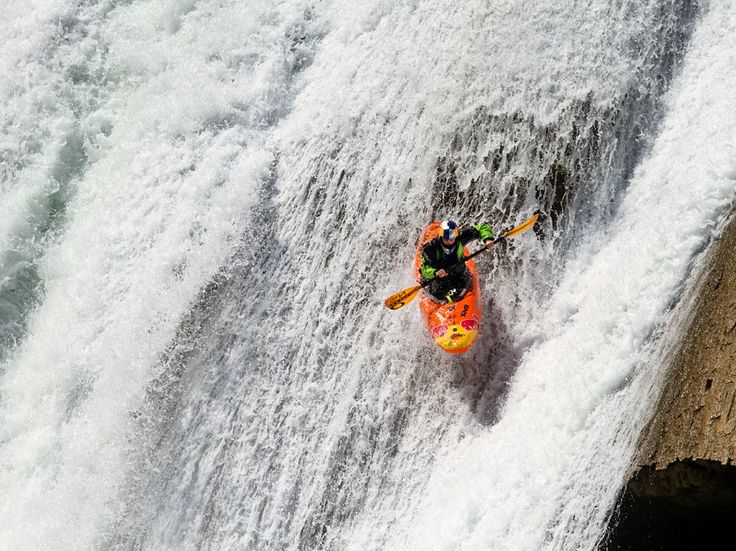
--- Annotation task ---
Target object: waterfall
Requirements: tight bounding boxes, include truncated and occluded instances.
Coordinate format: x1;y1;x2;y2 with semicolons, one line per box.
1;1;734;549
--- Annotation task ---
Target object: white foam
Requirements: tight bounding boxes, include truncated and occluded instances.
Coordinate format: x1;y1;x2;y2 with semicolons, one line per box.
0;0;318;548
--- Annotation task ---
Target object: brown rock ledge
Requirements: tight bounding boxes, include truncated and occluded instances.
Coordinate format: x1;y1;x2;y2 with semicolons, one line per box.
604;213;736;550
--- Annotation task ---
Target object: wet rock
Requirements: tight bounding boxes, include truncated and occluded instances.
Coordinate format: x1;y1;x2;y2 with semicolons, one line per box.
605;214;736;549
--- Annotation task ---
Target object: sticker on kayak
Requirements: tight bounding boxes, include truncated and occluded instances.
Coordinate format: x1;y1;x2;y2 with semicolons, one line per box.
433;322;479;351
431;324;448;338
461;319;478;331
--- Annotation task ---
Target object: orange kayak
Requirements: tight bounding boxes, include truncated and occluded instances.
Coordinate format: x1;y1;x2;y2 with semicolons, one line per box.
413;222;482;354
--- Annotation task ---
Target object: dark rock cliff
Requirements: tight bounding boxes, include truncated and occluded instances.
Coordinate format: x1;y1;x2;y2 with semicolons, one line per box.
604;214;736;550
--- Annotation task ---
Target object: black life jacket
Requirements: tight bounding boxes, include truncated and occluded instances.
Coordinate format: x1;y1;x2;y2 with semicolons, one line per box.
421;238;466;274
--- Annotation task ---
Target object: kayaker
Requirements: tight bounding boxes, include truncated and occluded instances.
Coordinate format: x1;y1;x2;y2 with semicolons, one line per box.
419;219;494;303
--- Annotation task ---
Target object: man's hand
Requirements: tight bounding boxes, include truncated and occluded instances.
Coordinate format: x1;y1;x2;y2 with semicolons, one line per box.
437;269;448;278
485;240;495;250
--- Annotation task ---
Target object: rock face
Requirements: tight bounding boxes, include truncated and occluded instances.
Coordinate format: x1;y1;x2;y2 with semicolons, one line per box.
605;215;736;550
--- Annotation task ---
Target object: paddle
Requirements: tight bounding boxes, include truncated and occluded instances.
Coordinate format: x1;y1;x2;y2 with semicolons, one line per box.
384;212;540;310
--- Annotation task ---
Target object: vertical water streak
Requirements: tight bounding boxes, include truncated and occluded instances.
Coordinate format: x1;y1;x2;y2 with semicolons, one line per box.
0;1;326;549
0;1;110;361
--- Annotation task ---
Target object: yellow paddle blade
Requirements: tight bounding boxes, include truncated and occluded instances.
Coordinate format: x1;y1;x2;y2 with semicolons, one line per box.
501;212;539;240
384;283;423;310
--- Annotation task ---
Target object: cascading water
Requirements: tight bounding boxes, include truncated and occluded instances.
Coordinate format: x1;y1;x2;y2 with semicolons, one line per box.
1;0;734;550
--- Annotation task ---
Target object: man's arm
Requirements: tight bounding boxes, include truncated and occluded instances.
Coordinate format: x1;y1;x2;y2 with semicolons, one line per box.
419;242;449;279
459;223;494;244
419;243;437;280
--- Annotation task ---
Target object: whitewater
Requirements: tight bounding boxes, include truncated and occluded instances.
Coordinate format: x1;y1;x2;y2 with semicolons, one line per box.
1;0;734;549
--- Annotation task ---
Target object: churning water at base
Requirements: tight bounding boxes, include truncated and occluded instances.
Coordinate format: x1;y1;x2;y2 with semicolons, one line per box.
1;0;735;550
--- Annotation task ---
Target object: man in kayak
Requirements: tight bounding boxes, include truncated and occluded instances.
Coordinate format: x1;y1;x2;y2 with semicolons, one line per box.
419;219;494;303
